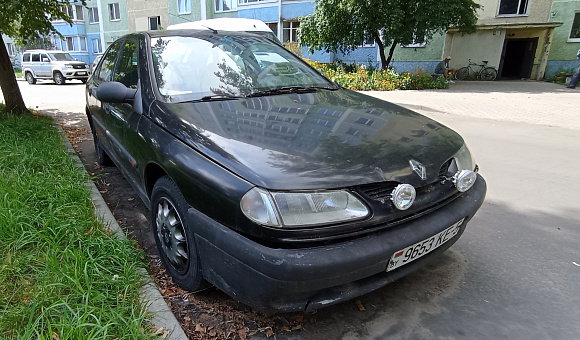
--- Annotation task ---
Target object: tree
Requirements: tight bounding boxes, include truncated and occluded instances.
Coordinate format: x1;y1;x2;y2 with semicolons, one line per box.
298;0;481;70
0;0;82;114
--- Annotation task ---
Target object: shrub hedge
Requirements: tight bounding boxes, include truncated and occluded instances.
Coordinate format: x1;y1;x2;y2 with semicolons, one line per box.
306;60;448;91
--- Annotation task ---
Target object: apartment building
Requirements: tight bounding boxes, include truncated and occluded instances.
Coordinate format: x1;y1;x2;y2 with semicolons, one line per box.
5;0;579;78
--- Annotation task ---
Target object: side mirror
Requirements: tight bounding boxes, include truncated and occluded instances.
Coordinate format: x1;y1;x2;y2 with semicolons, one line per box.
95;81;137;104
42;58;50;62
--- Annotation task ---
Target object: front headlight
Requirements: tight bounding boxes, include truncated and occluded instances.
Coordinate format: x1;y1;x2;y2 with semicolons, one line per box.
453;143;476;171
451;143;477;192
241;187;369;227
65;64;74;69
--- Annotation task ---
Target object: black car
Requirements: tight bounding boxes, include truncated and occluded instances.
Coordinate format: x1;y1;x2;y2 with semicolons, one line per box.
86;29;486;312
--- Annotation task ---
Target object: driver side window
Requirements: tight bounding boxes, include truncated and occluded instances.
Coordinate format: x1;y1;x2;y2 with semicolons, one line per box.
97;39;124;82
114;38;139;89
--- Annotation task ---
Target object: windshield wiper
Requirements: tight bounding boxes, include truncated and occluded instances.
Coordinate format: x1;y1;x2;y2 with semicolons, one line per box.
248;85;338;97
195;94;244;102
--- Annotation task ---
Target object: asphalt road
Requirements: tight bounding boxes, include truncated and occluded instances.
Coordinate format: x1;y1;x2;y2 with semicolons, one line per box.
7;79;580;339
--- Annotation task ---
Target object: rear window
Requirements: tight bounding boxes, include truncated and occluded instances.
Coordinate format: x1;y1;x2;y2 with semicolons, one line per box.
22;53;30;62
31;54;40;62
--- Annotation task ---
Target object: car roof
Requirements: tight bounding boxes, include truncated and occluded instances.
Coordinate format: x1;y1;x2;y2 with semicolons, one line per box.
23;50;68;53
167;18;272;33
144;29;266;39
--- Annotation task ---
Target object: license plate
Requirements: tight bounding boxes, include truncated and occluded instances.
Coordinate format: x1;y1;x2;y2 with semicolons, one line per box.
387;218;465;272
77;72;86;75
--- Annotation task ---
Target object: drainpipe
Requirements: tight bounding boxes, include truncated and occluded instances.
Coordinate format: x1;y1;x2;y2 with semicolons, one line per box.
97;0;105;53
278;0;282;41
201;0;207;20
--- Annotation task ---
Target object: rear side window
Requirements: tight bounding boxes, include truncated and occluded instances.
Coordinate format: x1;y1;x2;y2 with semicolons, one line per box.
31;54;40;62
22;53;30;62
41;54;49;62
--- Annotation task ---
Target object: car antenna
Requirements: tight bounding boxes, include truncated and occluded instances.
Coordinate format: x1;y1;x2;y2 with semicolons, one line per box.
201;25;218;34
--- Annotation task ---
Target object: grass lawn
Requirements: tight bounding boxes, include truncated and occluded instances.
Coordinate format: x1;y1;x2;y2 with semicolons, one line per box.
0;109;156;339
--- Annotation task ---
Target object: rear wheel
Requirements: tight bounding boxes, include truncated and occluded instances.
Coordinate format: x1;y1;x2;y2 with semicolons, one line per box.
480;67;497;81
25;72;36;84
151;176;206;291
53;72;65;85
455;67;469;80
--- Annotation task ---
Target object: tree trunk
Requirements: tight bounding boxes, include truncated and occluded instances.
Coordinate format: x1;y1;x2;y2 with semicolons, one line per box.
0;34;28;115
385;39;398;71
373;32;388;71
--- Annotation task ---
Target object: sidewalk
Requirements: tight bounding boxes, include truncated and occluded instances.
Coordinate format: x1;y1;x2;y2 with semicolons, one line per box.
363;80;579;131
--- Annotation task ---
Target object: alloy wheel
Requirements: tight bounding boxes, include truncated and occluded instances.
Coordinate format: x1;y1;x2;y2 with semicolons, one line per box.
155;197;189;273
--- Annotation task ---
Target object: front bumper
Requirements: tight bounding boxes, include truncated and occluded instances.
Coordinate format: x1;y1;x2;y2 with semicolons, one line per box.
191;175;486;312
63;70;90;79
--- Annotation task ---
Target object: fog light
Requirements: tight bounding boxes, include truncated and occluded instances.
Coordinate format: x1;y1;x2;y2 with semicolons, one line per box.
453;170;477;192
391;184;416;210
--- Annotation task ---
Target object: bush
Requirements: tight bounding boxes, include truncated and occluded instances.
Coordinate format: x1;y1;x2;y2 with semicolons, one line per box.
546;69;574;84
305;60;448;91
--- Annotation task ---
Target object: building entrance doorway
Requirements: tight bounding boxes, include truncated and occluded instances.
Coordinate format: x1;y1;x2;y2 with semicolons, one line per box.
498;38;538;79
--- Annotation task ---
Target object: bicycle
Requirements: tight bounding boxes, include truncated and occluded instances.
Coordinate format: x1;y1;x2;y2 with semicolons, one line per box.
454;59;497;81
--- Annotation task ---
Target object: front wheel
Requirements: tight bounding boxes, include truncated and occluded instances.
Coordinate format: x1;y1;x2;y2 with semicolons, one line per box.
480;67;497;81
90;126;112;166
25;72;36;84
151;176;206;291
455;67;469;80
53;72;66;85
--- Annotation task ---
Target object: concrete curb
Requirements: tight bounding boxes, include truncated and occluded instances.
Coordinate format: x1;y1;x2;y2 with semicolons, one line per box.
56;123;188;340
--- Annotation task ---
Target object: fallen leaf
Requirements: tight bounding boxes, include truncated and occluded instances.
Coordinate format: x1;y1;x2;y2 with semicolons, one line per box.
195;323;206;333
154;327;165;335
356;299;366;311
128;197;134;201
281;326;291;332
52;332;60;340
87;226;94;234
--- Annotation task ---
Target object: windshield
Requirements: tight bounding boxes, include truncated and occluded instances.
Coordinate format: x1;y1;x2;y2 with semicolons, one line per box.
49;53;75;61
150;35;334;102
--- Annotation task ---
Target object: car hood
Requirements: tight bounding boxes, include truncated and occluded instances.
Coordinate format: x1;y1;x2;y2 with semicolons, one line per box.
150;89;465;190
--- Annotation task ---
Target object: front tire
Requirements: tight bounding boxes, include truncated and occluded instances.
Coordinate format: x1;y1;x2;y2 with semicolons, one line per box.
455;67;469;80
53;72;66;85
90;125;112;166
25;72;36;84
151;176;206;291
480;67;497;81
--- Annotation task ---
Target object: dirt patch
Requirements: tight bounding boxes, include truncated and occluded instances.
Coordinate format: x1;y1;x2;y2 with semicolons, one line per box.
61;123;314;340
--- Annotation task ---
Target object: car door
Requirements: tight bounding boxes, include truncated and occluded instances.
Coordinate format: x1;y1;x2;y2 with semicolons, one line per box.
105;36;144;189
39;53;52;77
30;53;41;76
87;39;125;162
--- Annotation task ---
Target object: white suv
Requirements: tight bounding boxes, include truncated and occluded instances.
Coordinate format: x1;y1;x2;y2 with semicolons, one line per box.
21;50;90;85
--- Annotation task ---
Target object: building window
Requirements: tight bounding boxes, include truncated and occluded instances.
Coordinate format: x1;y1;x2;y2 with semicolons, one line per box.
238;0;269;4
149;16;161;30
498;0;529;15
178;0;191;13
65;37;75;51
109;3;120;21
266;22;277;34
75;5;84;21
6;43;14;56
216;0;235;12
92;38;103;54
571;12;580;40
79;36;87;51
88;7;99;24
282;21;299;43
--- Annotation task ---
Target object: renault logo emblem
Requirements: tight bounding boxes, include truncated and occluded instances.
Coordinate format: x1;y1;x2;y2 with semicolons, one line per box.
409;160;427;180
